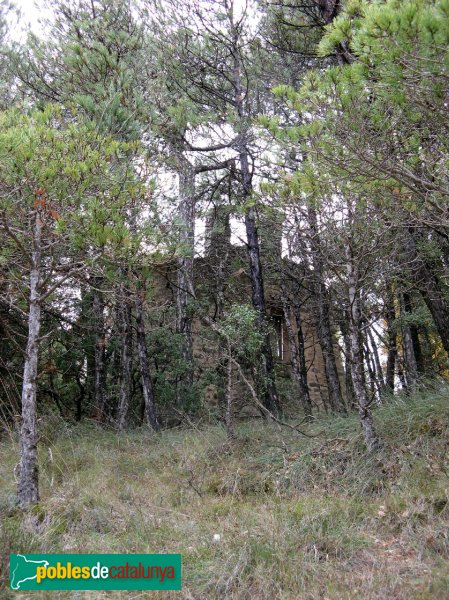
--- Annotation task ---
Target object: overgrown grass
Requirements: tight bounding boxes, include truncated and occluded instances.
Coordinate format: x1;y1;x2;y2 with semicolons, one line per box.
1;383;448;598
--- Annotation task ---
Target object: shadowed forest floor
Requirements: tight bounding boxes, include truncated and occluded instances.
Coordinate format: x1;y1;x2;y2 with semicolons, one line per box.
1;385;448;599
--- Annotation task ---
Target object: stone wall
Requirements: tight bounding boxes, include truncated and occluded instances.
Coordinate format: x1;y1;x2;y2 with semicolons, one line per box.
148;241;346;414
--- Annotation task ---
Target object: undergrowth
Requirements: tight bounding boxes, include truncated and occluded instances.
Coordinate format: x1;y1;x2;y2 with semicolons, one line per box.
0;383;448;599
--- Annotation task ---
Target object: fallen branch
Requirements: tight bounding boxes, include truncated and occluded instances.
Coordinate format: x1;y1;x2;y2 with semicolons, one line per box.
231;357;321;438
199;312;320;438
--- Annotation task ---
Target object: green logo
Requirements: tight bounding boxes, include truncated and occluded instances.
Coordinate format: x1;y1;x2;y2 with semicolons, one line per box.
10;554;182;591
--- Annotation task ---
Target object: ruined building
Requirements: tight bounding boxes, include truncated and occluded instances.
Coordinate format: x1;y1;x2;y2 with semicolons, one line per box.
152;207;346;414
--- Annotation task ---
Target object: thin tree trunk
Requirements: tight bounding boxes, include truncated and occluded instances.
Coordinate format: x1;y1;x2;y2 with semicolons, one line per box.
244;208;280;414
229;14;280;415
403;292;424;374
364;339;378;401
209;204;232;323
225;341;235;440
18;212;42;509
80;286;96;410
117;284;133;432
74;372;84;422
175;152;196;398
346;244;380;452
399;293;419;389
281;284;313;417
397;354;407;391
419;325;434;373
405;230;449;356
384;288;397;394
339;311;356;409
48;370;64;417
93;281;107;421
135;290;159;431
367;327;386;396
307;206;346;413
215;229;230;415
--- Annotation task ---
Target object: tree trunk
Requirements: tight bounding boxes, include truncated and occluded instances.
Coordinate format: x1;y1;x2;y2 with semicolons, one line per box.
281;283;313;417
346;244;380;452
397;354;407;391
244;209;280;414
339;311;356;409
93;281;107;421
135;290;159;431
367;326;386;396
364;339;378;401
399;293;419;389
403;292;424;374
384;288;397;394
175;152;196;399
419;325;435;374
307;206;346;413
117;284;133;432
225;341;235;440
74;372;84;422
214;226;230;415
80;286;96;410
18;213;42;509
405;230;449;356
230;16;280;415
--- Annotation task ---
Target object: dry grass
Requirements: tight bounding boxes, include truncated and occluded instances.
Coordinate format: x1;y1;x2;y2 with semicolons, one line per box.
0;383;448;599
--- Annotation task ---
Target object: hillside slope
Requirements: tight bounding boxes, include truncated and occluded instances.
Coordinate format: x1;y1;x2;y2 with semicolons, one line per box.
1;385;448;599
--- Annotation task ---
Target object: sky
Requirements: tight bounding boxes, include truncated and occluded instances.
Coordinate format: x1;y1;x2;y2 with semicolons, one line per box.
13;0;254;36
10;0;49;40
10;0;200;39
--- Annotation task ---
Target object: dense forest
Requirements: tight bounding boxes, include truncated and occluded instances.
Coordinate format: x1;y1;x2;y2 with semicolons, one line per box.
1;0;449;597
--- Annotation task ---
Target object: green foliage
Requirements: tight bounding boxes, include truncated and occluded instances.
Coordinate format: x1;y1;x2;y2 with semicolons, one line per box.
147;327;201;412
291;0;449;213
265;0;449;345
21;0;147;140
0;105;142;255
218;304;265;361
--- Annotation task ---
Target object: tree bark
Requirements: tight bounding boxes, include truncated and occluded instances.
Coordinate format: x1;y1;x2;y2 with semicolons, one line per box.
84;291;96;410
117;283;133;432
135;290;159;431
74;372;84;422
93;281;107;421
225;341;235;440
175;151;196;398
229;10;280;415
384;288;397;394
364;338;378;400
367;326;386;397
213;216;230;415
397;354;407;391
419;325;434;373
281;283;313;417
18;212;42;509
405;230;449;356
403;292;424;374
307;206;346;413
399;292;419;389
339;311;356;409
346;244;380;452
